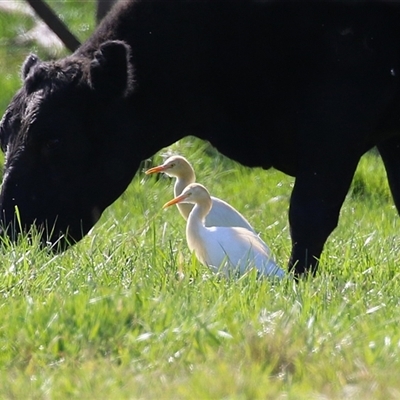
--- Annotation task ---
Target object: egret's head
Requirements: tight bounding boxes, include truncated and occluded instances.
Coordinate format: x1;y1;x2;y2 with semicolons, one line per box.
162;183;210;208
145;155;193;179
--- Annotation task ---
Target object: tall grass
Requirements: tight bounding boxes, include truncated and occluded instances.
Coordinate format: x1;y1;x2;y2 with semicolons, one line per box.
1;2;400;399
0;137;399;399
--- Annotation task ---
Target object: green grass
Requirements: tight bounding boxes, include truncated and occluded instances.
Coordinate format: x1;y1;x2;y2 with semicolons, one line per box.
0;139;399;399
1;2;400;399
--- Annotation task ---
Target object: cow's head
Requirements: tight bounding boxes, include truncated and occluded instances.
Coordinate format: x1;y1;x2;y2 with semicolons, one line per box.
0;40;138;249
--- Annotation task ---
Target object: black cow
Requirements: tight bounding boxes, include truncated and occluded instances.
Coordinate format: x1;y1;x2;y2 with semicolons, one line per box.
1;0;400;276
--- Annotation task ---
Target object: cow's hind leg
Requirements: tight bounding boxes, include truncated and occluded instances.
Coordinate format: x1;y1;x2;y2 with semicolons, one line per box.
377;136;400;214
288;152;361;277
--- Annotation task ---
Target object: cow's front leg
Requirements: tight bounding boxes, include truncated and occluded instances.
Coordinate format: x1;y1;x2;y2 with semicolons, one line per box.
288;159;359;276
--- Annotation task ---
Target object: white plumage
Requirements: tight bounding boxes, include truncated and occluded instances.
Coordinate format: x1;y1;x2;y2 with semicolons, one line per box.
163;183;285;278
145;155;256;232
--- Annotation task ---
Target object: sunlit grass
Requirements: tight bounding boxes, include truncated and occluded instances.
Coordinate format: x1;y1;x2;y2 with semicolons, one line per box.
0;137;400;398
1;2;400;399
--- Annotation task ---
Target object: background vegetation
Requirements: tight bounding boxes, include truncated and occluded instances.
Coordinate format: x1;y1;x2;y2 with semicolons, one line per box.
0;1;400;399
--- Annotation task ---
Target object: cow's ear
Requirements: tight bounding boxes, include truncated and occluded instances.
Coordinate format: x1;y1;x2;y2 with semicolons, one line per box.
21;54;40;80
89;40;133;97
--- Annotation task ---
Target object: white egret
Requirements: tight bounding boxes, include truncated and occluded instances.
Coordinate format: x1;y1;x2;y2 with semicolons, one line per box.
163;183;284;278
145;155;256;232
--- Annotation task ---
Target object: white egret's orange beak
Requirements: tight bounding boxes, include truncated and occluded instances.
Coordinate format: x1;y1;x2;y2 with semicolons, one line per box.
145;164;168;175
162;193;189;209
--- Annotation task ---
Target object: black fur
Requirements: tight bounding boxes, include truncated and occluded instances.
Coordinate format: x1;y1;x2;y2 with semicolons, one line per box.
1;0;400;276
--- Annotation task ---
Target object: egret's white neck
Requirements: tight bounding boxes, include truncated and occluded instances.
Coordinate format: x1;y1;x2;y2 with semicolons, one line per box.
174;166;196;220
186;201;212;256
173;166;196;197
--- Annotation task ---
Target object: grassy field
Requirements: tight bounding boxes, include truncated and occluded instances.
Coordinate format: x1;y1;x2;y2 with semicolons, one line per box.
1;2;400;399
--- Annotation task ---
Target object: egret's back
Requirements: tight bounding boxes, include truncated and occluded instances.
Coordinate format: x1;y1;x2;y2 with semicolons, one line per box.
187;221;284;278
